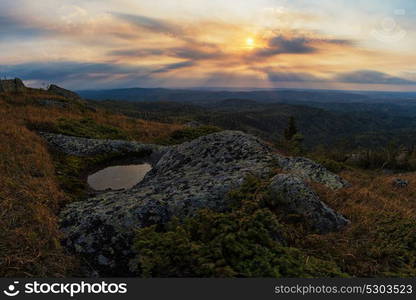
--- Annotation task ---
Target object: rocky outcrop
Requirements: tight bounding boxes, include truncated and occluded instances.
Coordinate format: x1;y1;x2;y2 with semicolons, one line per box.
268;174;349;233
59;131;278;274
48;84;81;100
42;131;350;275
37;99;70;109
184;121;204;128
40;132;165;157
0;78;27;93
277;157;350;190
392;178;409;188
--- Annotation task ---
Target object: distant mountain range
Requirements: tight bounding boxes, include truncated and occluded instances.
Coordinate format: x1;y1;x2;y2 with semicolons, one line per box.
78;87;416;105
92;95;416;149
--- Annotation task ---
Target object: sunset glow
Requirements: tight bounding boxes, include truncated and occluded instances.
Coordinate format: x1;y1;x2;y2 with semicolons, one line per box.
1;0;416;91
246;38;255;48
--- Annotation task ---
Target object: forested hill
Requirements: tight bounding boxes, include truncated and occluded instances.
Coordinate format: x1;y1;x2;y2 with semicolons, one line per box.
78;87;416;104
93;98;416;149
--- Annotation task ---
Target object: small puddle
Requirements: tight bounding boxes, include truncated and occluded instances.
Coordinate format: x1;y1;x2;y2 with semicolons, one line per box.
87;163;152;191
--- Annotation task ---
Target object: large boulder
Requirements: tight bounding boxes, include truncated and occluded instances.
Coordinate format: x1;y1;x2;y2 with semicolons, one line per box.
392;178;409;189
0;78;27;93
48;84;82;100
268;174;349;233
40;132;165;157
54;131;350;275
277;157;350;190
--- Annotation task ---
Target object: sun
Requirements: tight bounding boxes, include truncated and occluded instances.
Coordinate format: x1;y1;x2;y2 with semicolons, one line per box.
246;37;255;48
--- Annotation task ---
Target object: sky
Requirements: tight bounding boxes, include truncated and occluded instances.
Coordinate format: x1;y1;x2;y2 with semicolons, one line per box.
1;0;416;91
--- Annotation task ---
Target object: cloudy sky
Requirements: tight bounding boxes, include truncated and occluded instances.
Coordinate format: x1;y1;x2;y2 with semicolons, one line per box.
1;0;416;90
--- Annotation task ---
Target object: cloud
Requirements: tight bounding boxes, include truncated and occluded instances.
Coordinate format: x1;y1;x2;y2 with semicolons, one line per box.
152;61;195;73
0;14;51;39
266;69;416;85
109;47;224;61
112;12;184;37
253;35;352;58
0;60;196;89
1;60;196;81
266;71;324;82
109;49;165;57
169;48;224;60
335;70;416;85
4;60;415;91
259;36;316;56
261;68;415;86
0;61;149;84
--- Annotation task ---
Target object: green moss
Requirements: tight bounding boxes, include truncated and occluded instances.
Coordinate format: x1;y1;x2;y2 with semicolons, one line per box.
130;176;346;278
53;150;150;202
34;117;130;140
54;153;108;201
55;117;130;139
309;157;349;173
155;126;222;145
355;213;416;277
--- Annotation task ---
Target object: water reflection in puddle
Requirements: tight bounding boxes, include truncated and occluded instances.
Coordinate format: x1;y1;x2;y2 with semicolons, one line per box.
88;163;152;191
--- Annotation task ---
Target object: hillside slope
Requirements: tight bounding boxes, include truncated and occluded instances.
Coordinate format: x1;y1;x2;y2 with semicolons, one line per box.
93;99;416;148
0;85;182;277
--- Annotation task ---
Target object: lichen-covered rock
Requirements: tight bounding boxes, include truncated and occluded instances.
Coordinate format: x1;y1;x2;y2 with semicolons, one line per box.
277;157;350;190
55;131;350;275
268;174;349;233
48;84;81;100
392;178;409;189
36;99;70;108
40;132;165;157
60;131;277;274
0;78;27;93
184;120;204;128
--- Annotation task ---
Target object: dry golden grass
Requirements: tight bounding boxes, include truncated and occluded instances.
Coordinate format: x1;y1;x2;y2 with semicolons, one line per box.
0;91;182;276
0;118;75;276
1;90;182;143
294;170;416;277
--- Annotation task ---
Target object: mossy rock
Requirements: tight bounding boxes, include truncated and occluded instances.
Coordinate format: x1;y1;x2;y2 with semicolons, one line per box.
156;126;222;145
